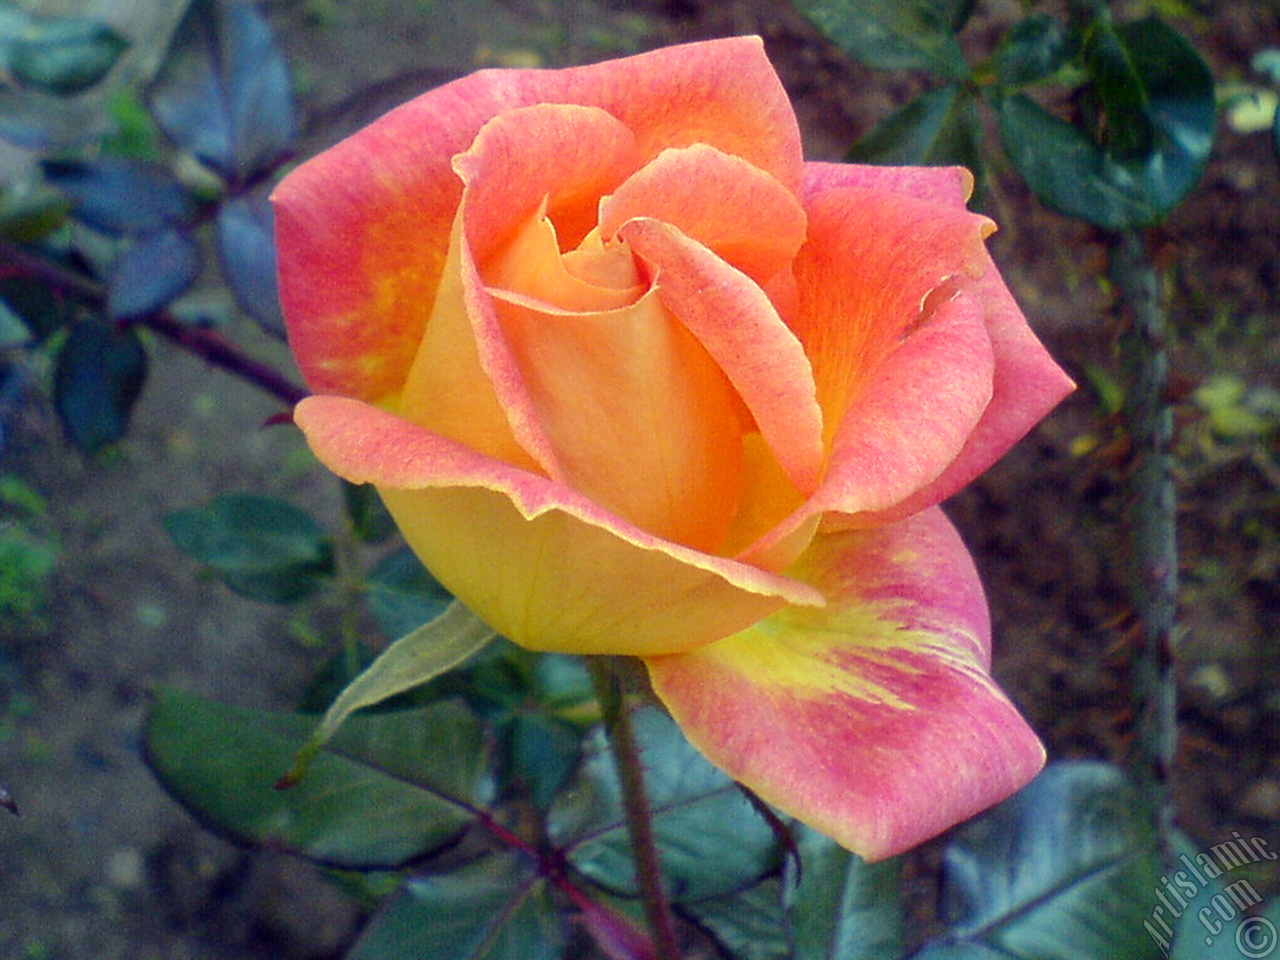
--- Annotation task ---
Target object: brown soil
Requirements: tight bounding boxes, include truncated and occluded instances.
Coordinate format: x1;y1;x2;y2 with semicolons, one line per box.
1;1;1277;957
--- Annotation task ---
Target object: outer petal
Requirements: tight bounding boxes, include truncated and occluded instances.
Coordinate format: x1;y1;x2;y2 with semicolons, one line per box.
620;218;825;497
275;37;800;401
294;396;825;656
798;163;1075;521
645;507;1045;861
861;258;1075;523
802;162;974;209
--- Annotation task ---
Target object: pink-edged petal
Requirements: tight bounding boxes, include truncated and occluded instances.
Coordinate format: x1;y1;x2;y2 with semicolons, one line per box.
620;217;825;495
791;186;995;445
814;286;995;515
454;103;639;258
646;507;1045;861
294;396;825;656
802;162;974;209
600;145;807;281
488;287;745;552
275;36;799;402
862;258;1075;523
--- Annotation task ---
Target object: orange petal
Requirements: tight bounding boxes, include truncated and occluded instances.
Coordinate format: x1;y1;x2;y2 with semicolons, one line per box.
620;218;825;496
792;186;995;447
489;286;744;552
454;102;639;258
646;507;1045;861
294;395;824;656
276;36;799;401
396;210;554;476
600;144;807;282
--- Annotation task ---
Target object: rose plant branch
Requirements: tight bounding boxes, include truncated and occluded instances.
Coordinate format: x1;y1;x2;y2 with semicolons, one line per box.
1;237;306;407
589;657;682;960
1112;230;1178;848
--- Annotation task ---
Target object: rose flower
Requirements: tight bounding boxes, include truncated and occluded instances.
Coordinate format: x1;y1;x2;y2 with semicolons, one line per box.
273;36;1074;860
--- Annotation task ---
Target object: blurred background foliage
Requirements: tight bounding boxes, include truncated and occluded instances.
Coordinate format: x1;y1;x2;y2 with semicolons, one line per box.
1;1;1278;959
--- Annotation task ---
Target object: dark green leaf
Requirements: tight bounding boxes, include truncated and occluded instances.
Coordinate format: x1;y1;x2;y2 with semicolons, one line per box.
149;0;297;181
997;17;1215;229
499;711;581;811
792;0;970;79
343;481;398;544
922;761;1162;959
347;853;565;960
848;84;981;173
548;707;777;902
0;275;69;341
42;158;195;235
0;182;71;243
216;193;284;336
163;493;333;603
107;228;202;319
1084;19;1155;158
786;825;904;960
1273;94;1280;163
7;15;127;95
365;546;453;639
53;317;147;454
144;688;491;869
682;878;788;960
992;14;1076;87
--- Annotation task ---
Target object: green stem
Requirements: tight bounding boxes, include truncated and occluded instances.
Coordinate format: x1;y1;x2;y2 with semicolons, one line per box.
588;657;681;960
1111;230;1178;848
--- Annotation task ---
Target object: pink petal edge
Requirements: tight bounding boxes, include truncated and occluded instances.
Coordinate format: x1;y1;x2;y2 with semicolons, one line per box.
646;507;1046;860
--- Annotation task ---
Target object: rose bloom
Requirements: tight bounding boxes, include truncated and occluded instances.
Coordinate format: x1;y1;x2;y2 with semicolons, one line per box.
273;36;1073;860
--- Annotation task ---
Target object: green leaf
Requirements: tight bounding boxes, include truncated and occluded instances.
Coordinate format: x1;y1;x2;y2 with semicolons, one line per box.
997;16;1215;229
281;601;497;785
786;825;904;960
792;0;970;79
548;707;778;902
144;689;491;868
163;493;333;602
347;852;565;960
992;14;1076;87
343;481;398;544
682;878;788;960
847;83;981;172
922;761;1162;959
5;14;127;95
364;545;453;639
53;317;147;454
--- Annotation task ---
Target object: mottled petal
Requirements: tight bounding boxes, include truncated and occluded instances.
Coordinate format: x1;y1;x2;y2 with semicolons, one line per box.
601;145;807;281
294;396;825;656
621;217;825;495
646;507;1045;860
